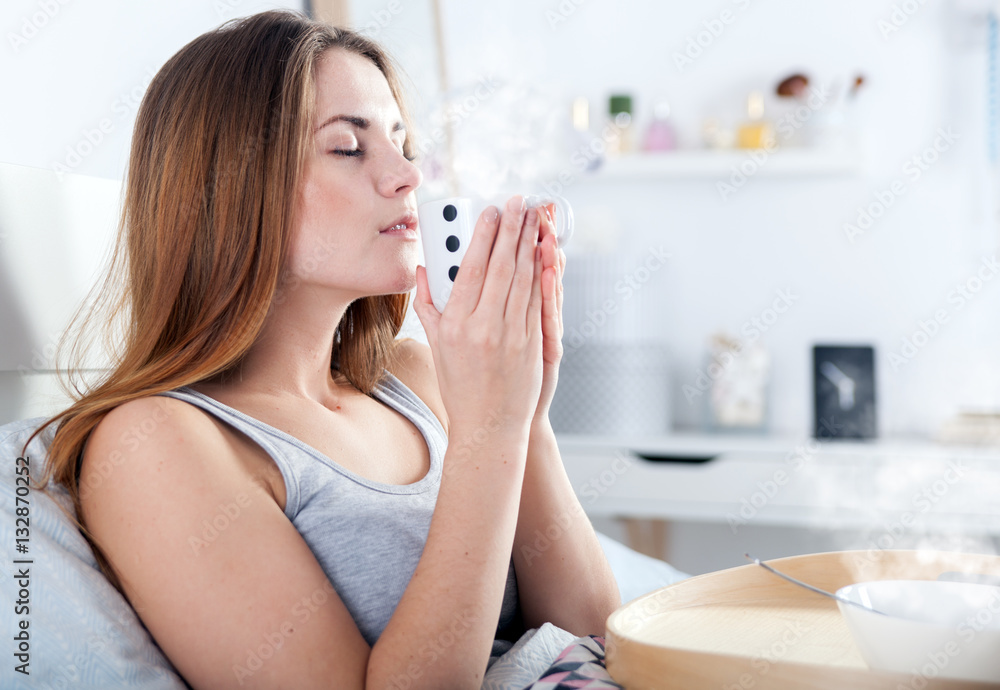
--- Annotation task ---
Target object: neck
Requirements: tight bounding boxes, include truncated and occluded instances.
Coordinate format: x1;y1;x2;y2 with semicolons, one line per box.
215;284;357;404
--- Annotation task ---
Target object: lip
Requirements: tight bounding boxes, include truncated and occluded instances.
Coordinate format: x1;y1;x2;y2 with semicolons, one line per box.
379;211;419;239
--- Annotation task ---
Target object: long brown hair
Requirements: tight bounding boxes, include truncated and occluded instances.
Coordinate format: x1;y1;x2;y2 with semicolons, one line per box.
24;10;416;595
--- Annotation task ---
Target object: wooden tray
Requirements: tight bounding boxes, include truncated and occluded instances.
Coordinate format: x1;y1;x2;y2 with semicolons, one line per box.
605;550;1000;689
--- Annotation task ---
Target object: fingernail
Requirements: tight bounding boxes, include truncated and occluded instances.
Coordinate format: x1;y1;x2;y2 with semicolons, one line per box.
507;195;525;214
526;208;539;225
484;205;499;223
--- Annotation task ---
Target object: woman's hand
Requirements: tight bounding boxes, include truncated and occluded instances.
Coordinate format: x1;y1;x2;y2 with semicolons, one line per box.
413;196;544;439
534;206;566;424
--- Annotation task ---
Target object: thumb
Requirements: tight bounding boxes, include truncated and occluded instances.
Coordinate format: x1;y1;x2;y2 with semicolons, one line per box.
412;265;441;342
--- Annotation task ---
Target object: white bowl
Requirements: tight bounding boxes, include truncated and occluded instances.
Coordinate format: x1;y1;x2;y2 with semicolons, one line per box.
836;579;1000;683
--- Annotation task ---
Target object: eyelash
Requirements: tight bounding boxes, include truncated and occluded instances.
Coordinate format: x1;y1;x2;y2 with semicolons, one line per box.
331;147;416;162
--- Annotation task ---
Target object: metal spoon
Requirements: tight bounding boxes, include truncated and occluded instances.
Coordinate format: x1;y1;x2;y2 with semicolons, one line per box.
744;553;889;617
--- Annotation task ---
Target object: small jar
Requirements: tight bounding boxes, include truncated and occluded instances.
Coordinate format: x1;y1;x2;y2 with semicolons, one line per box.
606;94;634;155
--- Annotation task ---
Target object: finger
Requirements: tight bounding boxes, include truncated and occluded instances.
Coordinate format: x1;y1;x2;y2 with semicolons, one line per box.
444;205;501;317
505;206;541;322
553;238;565;317
528;238;544;337
541;231;558;272
556;261;564;319
560;247;566;304
542;237;562;340
541;262;559;344
539;203;556;245
479;195;526;317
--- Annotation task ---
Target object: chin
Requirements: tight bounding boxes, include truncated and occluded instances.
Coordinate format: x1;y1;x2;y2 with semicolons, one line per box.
380;264;417;295
397;272;418;294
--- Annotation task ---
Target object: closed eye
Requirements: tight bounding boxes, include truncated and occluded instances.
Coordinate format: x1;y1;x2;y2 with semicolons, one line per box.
331;144;414;161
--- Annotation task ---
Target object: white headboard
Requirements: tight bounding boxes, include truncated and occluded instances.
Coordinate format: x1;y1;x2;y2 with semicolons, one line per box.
0;162;122;423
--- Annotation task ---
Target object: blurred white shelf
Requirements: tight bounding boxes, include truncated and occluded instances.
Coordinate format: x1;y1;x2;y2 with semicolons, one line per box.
591;147;862;179
557;433;1000;534
556;431;1000;468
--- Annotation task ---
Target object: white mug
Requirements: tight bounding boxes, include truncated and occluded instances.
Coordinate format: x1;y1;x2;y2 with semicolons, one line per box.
418;194;573;312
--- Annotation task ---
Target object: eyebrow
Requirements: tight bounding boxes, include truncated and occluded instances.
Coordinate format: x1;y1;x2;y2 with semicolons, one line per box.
314;115;405;134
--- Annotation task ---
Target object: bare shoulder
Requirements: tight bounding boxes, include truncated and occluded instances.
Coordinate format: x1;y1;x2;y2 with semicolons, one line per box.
82;395;206;474
81;395;226;482
79;394;250;536
387;338;449;435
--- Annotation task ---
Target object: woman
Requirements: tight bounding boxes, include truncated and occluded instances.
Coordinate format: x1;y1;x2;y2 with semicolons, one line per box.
28;9;620;689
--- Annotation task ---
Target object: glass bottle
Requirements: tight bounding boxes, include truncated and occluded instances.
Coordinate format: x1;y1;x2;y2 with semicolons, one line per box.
737;91;775;150
643;100;677;152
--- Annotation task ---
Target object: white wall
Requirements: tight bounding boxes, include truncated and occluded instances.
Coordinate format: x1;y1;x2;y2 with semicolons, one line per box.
4;0;1000;439
362;0;1000;438
1;0;306;181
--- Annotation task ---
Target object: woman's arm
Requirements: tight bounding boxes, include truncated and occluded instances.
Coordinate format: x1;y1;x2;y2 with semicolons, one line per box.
383;197;545;688
371;417;530;688
511;421;621;635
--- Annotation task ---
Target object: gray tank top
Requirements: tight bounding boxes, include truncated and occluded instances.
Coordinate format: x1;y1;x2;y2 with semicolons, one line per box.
154;371;523;661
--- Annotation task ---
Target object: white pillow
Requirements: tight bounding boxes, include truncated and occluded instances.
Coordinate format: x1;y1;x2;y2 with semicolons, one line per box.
0;416;188;690
594;530;690;605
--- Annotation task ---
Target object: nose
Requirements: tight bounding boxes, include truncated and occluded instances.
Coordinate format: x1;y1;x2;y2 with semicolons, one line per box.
378;151;422;197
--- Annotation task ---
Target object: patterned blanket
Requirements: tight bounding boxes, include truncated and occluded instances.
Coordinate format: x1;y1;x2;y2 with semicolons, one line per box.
481;623;622;690
522;635;622;690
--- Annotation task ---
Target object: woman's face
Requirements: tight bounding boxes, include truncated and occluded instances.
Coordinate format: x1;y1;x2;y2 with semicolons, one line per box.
286;48;422;300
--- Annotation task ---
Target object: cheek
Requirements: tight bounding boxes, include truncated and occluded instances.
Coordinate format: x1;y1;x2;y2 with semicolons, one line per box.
298;153;372;222
285;230;342;280
288;170;359;274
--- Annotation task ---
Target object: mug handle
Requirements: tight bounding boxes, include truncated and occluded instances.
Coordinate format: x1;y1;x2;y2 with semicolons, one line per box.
524;194;573;248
